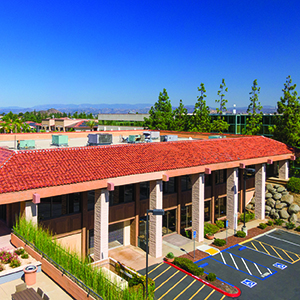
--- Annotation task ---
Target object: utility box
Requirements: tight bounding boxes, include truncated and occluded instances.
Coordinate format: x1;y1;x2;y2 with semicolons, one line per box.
150;131;160;140
88;134;112;145
52;135;68;146
18;140;35;149
160;135;178;142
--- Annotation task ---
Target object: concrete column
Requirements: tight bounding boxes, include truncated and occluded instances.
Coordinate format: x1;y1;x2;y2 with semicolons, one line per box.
81;192;88;258
211;172;216;223
24;201;38;224
279;160;289;180
255;164;266;220
176;177;181;234
94;189;109;261
226;168;239;232
123;220;131;246
149;180;163;258
191;173;205;242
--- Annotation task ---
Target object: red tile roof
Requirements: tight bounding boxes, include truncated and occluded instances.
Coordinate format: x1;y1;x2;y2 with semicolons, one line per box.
0;136;294;194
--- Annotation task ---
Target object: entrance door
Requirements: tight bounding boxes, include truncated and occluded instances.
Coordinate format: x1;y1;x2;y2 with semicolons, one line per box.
162;209;176;236
0;205;6;222
109;222;124;249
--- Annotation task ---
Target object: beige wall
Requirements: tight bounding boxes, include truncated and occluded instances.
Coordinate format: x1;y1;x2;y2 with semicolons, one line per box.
56;231;82;256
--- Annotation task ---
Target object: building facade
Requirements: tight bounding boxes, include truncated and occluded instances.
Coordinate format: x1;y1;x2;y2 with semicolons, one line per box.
0;134;294;261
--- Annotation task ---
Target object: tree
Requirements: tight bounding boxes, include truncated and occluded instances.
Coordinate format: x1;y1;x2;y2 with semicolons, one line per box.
144;88;173;130
189;83;211;132
172;99;188;131
243;79;263;135
270;75;300;147
86;120;96;131
212;79;229;133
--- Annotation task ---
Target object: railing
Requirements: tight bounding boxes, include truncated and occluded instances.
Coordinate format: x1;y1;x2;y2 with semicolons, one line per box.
13;230;104;300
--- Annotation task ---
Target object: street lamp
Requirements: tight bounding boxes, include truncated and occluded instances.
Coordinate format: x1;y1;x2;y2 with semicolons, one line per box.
146;209;164;299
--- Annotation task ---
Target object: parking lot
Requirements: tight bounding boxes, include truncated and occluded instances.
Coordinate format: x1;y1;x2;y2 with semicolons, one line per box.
140;262;228;300
197;229;300;299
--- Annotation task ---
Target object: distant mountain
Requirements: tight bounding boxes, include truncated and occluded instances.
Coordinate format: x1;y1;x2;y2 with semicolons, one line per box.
0;103;277;115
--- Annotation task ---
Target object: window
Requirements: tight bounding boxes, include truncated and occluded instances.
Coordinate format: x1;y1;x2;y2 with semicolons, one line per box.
38;194;81;220
140;182;149;200
163;177;176;194
215;170;226;185
205;174;212;186
87;190;95;211
205;201;211;222
215;197;227;219
181;175;192;191
180;206;192;230
109;185;134;206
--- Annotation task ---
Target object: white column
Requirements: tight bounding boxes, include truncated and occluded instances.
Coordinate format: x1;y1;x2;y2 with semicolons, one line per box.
255;164;266;220
123;220;131;246
25;201;38;224
191;173;205;242
226;168;239;232
279;160;289;180
94;189;109;261
149;180;163;258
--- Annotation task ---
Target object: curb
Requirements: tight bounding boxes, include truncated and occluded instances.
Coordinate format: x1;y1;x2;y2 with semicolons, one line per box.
164;261;241;298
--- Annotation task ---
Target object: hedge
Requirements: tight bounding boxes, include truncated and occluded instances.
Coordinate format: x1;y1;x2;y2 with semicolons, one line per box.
287;177;300;193
173;257;204;277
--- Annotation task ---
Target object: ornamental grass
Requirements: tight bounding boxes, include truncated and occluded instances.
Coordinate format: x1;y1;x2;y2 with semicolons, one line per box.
14;218;151;300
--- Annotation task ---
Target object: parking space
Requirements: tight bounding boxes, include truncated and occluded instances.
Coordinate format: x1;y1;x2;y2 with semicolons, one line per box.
195;229;300;299
140;262;227;300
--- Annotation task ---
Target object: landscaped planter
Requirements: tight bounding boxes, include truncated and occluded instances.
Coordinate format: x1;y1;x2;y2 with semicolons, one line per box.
0;262;41;285
11;233;94;300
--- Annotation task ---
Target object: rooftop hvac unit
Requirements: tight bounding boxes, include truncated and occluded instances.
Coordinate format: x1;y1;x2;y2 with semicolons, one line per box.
88;134;112;145
208;135;226;139
52;135;68;146
160;135;178;142
18;140;35;149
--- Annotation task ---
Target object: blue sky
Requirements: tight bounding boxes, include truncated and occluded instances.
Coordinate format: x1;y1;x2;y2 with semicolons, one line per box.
0;1;300;109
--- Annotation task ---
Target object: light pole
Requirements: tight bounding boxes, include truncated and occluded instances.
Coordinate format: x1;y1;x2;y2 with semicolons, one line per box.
146;208;164;299
242;169;247;235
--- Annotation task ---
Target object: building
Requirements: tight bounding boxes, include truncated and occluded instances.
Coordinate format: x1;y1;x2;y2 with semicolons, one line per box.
0;131;295;262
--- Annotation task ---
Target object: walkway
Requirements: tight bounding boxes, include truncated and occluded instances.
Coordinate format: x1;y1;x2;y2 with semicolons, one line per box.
0;271;74;300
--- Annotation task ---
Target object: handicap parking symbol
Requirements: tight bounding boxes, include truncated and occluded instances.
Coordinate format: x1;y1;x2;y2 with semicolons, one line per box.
241;279;257;288
273;262;287;270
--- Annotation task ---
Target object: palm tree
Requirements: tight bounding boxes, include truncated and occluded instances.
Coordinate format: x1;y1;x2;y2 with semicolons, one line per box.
86;120;96;131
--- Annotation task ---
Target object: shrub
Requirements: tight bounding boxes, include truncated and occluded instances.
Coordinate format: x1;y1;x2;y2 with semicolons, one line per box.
213;239;226;247
236;230;246;238
204;223;219;236
9;257;21;268
248;212;255;220
287;177;300;193
166;252;174;259
286;222;295;230
216;220;225;229
296;226;300;232
239;211;255;223
274;219;284;226
185;230;191;239
258;223;267;229
267;220;274;226
0;264;3;272
21;253;29;259
206;273;216;282
173;257;204;277
14;248;25;256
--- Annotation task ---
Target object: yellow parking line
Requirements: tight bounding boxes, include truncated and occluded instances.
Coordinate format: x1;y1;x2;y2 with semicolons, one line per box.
239;238;253;245
204;289;215;300
173;279;196;300
251;241;258;251
148;262;164;274
282;249;295;262
220;295;226;300
188;284;206;300
271;245;283;260
153;266;171;280
157;275;187;300
292;257;300;264
154;270;179;291
259;241;270;255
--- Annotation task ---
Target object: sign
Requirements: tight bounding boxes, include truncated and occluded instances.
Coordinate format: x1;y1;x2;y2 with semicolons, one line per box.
241;279;257;288
273;263;287;270
225;220;229;228
193;231;196;239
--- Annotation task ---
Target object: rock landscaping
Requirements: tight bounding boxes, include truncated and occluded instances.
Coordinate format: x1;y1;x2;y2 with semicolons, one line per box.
264;183;300;222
